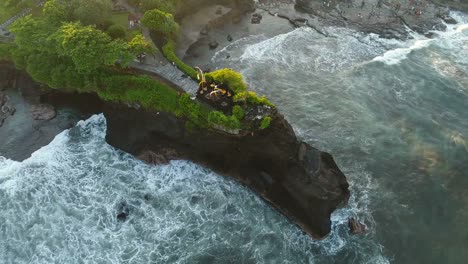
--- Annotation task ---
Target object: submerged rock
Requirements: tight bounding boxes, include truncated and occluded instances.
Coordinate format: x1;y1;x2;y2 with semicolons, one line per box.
348;217;367;235
117;212;128;221
209;40;219;49
30;104;56;121
290;0;453;38
251;13;263;24
117;201;130;222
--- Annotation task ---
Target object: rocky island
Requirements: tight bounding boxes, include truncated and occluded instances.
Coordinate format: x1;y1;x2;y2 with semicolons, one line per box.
0;0;464;241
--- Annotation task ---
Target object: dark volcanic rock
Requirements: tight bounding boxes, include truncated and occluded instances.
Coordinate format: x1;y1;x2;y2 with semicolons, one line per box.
117;212;128;221
209;40;219;49
252;13;263;24
292;0;452;38
104;103;350;239
137;149;179;165
117;201;130;222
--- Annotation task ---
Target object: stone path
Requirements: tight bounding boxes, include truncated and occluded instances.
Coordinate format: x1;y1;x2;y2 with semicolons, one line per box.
115;0;199;95
0;8;32;37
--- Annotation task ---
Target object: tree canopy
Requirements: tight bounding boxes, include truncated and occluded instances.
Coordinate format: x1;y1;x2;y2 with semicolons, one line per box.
41;0;113;26
141;9;178;36
8;12;148;89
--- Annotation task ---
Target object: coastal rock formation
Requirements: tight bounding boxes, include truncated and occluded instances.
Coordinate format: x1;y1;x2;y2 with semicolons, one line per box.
0;63;350;238
104;103;350;238
348;217;367;235
256;0;457;39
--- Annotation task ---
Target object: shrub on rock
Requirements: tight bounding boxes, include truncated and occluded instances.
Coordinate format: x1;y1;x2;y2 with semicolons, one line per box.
205;68;247;93
260;116;271;130
107;24;126;39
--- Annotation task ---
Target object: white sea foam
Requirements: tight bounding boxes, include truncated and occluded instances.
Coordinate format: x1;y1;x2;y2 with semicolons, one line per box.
372;11;468;65
3;114;381;263
372;37;434;65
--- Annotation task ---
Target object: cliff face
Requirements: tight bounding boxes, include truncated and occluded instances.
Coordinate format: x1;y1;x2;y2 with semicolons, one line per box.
104;103;350;238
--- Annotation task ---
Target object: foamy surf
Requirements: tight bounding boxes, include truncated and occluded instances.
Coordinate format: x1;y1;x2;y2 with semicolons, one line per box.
1;114;388;263
372;11;468;65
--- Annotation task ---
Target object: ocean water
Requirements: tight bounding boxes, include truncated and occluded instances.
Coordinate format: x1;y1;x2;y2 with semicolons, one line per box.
1;11;468;264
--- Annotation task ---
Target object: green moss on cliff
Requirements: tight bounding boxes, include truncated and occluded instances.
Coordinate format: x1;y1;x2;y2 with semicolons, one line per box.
162;39;197;79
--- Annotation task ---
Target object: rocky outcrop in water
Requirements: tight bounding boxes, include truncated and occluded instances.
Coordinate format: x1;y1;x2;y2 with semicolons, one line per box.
0;61;350;239
348;217;367;235
104;103;350;239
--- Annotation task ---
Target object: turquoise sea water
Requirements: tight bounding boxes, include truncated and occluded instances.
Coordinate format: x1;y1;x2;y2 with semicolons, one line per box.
1;12;467;264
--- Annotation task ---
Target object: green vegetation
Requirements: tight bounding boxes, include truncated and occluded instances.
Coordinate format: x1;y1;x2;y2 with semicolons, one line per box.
232;105;245;120
128;34;155;55
98;74;179;112
109;12;128;28
3;0;35;10
162;39;197;79
0;4;18;24
141;9;178;36
205;68;247;93
41;0;113;26
107;23;127;39
2;0;276;132
233;91;274;107
208;111;241;130
0;43;14;60
128;0;180;13
260;116;272;130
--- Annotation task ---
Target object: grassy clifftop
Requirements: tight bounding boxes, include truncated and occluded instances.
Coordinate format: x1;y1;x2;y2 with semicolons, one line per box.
2;0;274;132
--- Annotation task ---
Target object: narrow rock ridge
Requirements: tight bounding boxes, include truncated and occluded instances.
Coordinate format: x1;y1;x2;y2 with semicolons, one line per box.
104;102;350;239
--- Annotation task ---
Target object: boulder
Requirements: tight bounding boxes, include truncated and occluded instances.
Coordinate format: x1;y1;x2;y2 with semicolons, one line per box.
117;201;130;222
30;104;56;121
209;40;219;49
